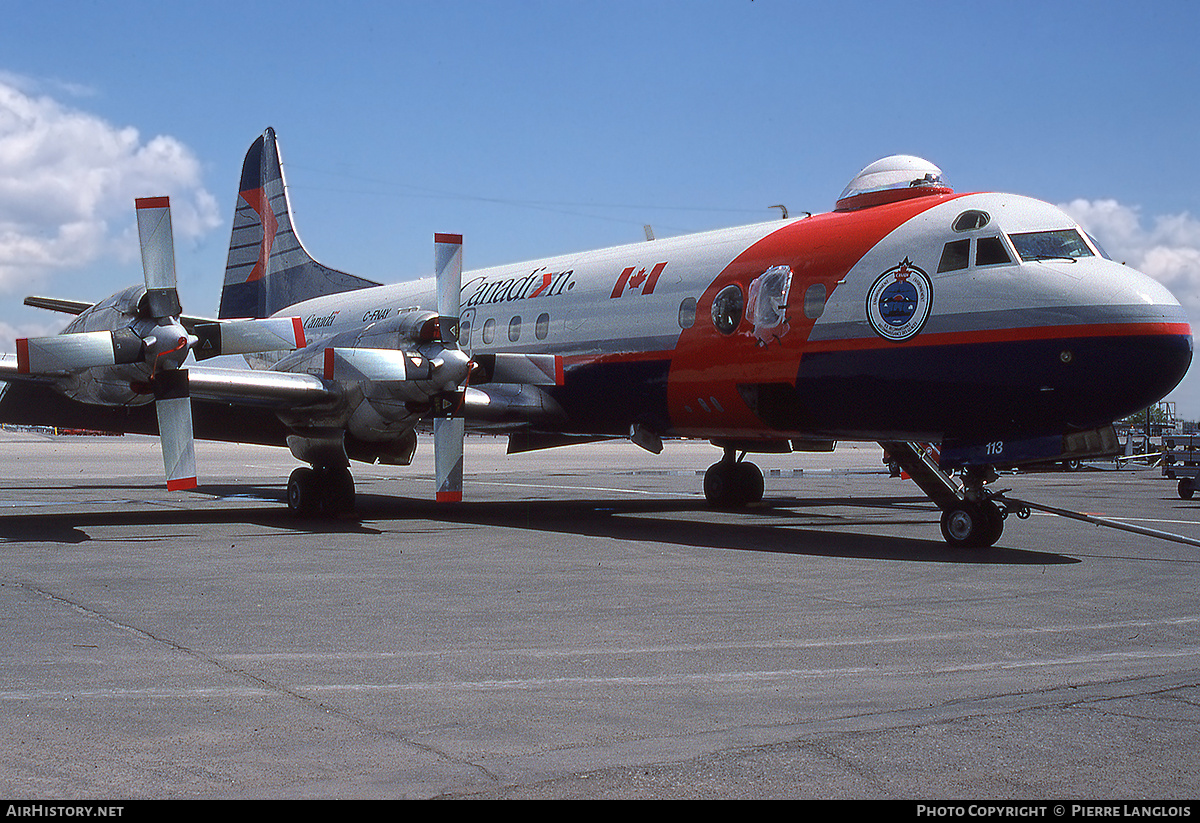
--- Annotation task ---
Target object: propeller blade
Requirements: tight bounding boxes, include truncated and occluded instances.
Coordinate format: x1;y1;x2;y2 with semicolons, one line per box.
16;329;144;374
433;415;464;503
432;233;466;502
153;368;197;491
193;316;307;360
322;347;431;383
135;196;181;318
434;233;462;345
470;353;564;386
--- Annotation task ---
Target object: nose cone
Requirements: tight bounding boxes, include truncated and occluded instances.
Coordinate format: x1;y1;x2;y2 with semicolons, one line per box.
1062;262;1191;426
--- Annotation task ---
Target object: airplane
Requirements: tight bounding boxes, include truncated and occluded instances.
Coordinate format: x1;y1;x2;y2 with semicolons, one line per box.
0;128;1190;548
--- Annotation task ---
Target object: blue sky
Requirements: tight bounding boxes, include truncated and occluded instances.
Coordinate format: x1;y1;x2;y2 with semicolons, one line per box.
2;0;1199;415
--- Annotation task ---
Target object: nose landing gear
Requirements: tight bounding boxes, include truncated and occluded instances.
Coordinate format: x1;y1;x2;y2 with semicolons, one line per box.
939;499;1004;548
880;441;1015;548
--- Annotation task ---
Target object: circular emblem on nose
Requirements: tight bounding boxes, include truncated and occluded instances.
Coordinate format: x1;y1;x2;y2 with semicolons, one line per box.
866;258;933;341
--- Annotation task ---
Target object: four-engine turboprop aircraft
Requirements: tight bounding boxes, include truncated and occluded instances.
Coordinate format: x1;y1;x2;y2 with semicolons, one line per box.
0;128;1191;547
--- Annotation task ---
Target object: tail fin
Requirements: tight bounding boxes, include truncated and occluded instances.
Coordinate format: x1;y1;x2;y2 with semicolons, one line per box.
218;128;380;319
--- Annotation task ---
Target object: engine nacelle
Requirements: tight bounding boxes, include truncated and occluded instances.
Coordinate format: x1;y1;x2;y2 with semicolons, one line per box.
52;286;157;406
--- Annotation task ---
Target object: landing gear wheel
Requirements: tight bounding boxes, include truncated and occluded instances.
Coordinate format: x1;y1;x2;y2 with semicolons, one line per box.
287;467;319;515
734;461;764;505
704;460;764;508
703;462;734;507
940;501;1003;548
318;466;355;516
287;465;356;517
1179;478;1195;500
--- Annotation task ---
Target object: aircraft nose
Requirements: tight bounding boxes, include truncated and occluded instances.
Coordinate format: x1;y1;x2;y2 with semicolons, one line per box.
1064;264;1192;425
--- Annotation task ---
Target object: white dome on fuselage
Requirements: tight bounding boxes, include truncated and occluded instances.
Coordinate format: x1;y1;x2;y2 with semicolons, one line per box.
836;155;950;210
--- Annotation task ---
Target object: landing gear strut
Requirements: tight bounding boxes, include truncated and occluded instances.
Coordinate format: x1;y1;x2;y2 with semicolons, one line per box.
879;441;1010;548
704;448;764;508
938;465;1005;548
287;465;355;517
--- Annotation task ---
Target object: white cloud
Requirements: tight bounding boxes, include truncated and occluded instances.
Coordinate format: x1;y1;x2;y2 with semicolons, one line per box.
0;78;220;289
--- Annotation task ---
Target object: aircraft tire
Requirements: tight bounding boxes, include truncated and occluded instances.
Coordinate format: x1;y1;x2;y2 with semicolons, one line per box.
735;461;764;505
287;467;320;515
704;462;734;507
940;501;1003;548
704;461;764;508
1179;478;1195;500
318;466;356;516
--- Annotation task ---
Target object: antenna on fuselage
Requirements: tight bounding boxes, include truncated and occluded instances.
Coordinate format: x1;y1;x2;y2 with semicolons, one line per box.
770;204;788;219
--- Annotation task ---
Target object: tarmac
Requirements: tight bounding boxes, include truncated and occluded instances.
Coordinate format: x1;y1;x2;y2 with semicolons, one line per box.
0;431;1197;799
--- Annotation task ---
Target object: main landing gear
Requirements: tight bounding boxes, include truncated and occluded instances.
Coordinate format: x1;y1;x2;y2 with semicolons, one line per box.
703;448;764;508
287;464;355;517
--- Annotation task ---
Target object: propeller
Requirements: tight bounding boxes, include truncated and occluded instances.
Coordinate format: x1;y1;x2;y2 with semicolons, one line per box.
16;196;195;488
134;197;197;491
316;233;561;502
16;197;311;490
432;233;465;503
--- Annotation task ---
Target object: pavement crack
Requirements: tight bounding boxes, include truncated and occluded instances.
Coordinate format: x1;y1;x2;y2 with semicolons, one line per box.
8;579;500;783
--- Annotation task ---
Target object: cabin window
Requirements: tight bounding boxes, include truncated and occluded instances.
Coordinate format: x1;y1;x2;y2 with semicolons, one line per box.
508;316;522;342
535;312;550;340
803;283;827;320
937;239;970;273
711;285;744;335
1010;229;1095;262
460;318;472;345
482;317;496;345
975;236;1012;266
678;297;697;329
953;210;990;231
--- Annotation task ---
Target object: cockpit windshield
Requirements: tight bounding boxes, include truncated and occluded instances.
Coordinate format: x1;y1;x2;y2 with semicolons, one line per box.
1009;229;1095;262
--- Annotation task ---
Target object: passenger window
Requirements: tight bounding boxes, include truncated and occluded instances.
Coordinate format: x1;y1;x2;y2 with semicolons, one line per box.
711;285;744;335
508;316;522;343
482;318;496;345
803;283;826;319
678;297;697;329
535;312;550;340
975;236;1012;266
938;239;970;273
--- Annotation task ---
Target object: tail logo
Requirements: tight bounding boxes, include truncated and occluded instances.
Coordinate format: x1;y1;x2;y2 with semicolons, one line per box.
241;187;278;283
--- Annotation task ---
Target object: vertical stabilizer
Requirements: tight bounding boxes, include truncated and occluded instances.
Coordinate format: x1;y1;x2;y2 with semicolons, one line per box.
218;128;379;319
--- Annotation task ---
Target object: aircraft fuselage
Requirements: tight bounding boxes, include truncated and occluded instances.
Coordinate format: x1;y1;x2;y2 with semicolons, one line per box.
270;189;1191;458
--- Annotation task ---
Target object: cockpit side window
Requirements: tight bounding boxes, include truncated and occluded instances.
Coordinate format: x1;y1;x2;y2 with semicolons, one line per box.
1084;231;1112;260
1010;229;1095;262
937;239;970;273
975;236;1012;266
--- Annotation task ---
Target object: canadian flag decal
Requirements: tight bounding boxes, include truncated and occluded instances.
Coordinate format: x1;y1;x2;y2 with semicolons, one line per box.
610;262;667;298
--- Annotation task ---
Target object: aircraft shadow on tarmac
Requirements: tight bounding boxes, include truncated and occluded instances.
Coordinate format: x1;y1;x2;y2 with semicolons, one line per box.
0;483;1078;565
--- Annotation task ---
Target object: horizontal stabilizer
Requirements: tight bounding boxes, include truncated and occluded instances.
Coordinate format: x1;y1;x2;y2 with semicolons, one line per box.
193;317;307;360
23;296;92;316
